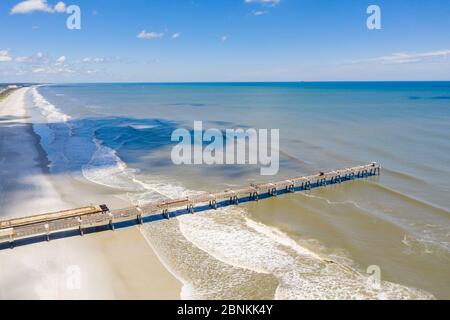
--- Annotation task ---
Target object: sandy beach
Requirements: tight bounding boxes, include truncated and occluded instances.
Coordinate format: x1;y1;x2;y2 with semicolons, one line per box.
0;88;182;300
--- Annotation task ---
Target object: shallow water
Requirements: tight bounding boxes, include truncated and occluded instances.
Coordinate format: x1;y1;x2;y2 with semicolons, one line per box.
30;82;450;299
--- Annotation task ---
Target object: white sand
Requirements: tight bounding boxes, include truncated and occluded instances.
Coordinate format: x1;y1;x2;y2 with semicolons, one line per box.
0;88;67;218
0;88;182;300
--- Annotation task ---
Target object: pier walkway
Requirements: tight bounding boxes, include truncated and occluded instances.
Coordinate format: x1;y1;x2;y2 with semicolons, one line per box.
0;163;380;248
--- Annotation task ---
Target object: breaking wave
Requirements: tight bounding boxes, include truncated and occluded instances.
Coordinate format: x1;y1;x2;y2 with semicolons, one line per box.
177;207;432;299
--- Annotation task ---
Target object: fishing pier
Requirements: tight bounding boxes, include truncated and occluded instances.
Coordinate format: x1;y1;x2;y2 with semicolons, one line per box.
0;163;380;248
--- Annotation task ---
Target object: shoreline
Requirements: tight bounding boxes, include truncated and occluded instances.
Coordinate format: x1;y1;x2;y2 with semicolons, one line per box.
0;87;182;299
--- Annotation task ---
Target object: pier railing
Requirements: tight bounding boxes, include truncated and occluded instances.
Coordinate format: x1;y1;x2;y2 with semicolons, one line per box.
0;163;380;247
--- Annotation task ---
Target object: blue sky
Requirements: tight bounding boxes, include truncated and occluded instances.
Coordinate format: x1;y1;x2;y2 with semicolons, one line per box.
1;0;450;82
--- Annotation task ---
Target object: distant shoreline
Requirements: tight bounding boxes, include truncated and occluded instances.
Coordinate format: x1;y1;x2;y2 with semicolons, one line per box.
3;80;450;86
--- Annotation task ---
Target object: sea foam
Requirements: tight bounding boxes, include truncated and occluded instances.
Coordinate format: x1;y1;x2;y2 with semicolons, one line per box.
177;207;433;300
31;87;71;124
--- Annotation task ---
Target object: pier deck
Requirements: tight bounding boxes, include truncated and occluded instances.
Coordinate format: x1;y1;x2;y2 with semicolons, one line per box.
0;163;380;247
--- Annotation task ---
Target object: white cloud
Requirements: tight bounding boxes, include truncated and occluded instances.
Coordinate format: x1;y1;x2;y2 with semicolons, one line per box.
244;0;280;7
33;68;46;73
82;57;106;63
11;0;53;14
221;35;228;43
1;50;50;64
10;0;66;15
252;10;268;16
54;1;66;13
15;56;30;62
33;66;76;74
137;30;165;40
55;55;66;65
361;49;450;65
0;50;12;62
172;32;181;39
1;49;111;78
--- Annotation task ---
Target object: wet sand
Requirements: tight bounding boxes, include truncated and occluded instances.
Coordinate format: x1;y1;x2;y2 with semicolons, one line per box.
0;88;181;300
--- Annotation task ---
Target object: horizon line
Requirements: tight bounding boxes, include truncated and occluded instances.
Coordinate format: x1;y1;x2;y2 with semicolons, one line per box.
3;80;450;85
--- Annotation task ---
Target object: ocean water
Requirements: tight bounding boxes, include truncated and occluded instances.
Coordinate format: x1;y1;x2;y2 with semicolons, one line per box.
28;82;450;299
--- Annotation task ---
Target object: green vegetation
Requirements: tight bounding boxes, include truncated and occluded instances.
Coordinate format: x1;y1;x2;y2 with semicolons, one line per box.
0;87;19;101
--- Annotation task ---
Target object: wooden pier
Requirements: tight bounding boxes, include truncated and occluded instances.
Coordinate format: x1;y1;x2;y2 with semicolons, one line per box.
0;163;380;247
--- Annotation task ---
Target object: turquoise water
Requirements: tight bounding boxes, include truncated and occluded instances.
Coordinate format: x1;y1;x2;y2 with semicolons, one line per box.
30;82;450;299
